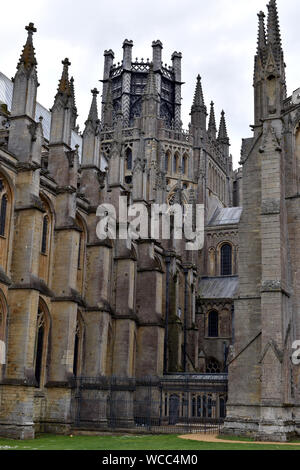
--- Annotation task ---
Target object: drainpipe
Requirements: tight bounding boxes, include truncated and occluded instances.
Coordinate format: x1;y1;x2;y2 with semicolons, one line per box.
163;256;171;375
231;303;235;344
183;268;188;372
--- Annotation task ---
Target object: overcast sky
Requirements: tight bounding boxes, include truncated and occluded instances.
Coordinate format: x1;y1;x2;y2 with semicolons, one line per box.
2;0;300;168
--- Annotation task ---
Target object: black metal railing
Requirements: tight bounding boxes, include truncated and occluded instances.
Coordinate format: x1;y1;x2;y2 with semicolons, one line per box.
72;374;227;434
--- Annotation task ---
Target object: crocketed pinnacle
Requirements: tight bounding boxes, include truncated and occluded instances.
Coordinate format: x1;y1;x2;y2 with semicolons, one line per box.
18;23;37;71
88;88;99;122
208;101;217;138
257;11;266;56
57;58;72;96
266;0;284;68
267;0;282;49
218;110;229;142
192;75;206;110
70;77;77;110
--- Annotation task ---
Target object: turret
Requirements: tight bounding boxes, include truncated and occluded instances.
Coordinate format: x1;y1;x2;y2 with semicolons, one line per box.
190;75;207;130
208;101;217;140
218;110;230;159
102;79;113;128
70;77;78;131
49;58;73;146
172;51;182;128
101;49;114;122
253;0;286;126
8;23;42;162
82;89;101;168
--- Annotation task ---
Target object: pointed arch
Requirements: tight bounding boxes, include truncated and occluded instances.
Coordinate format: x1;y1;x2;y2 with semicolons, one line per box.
220;243;233;276
0;170;13;272
165;150;171;173
182;153;188;176
76;213;87;294
173;153;179;174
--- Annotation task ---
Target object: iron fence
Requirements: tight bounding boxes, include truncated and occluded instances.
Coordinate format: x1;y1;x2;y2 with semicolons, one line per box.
72;374;227;434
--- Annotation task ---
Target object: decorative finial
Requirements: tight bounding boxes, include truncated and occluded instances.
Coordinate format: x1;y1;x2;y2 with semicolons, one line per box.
91;88;99;96
25;22;37;35
62;58;71;67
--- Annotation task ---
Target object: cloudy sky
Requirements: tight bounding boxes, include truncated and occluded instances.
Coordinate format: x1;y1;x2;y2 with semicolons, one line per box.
2;0;300;167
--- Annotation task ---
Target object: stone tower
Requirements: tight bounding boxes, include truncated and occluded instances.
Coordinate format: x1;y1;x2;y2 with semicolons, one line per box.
223;0;300;441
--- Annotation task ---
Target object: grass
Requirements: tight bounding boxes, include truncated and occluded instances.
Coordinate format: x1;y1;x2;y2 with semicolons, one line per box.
0;434;299;450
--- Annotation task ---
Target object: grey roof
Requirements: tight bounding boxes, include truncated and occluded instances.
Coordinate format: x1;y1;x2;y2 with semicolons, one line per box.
0;71;82;156
199;276;239;299
208;207;242;227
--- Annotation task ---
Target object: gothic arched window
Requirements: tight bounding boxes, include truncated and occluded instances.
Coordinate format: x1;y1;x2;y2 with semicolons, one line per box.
221;243;232;276
182;154;188;175
173;154;179;174
41;215;48;255
165;152;170;173
220;397;226;418
0;195;7;237
39;196;53;284
208;311;219;338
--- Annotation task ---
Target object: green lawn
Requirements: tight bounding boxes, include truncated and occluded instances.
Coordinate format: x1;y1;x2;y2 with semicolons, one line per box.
0;434;299;450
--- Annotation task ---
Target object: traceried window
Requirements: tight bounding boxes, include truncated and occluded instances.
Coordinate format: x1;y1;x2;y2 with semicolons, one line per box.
221;243;232;276
206;357;221;374
208;311;219;338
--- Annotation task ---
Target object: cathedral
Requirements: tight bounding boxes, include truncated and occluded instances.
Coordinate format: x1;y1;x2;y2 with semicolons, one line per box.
0;0;298;442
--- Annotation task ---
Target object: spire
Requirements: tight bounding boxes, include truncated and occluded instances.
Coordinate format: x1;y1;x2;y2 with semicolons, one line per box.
57;58;72;96
82;89;101;168
190;75;207;131
208;101;217;140
257;11;267;57
267;0;282;49
218;110;230;159
70;77;78;130
218;110;229;142
266;0;284;68
49;58;73;146
17;22;37;72
192;75;206;110
87;88;99;124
